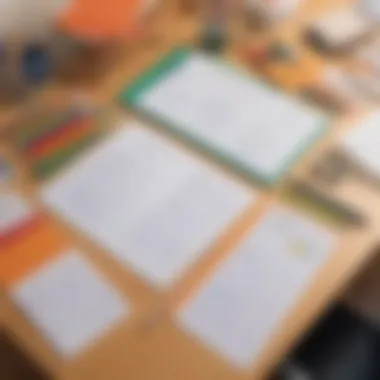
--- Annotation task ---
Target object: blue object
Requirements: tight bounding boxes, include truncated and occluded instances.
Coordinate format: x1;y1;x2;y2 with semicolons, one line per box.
21;44;52;85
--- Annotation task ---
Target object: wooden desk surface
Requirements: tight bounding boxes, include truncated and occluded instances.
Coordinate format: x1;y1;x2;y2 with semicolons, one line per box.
2;0;380;379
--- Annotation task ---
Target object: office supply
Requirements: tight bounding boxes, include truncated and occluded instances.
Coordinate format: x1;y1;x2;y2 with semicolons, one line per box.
305;7;375;53
340;111;380;182
58;0;149;41
120;49;326;185
178;206;338;368
1;216;67;286
41;121;255;287
201;0;231;53
11;105;103;180
10;250;129;357
11;108;83;149
286;180;365;227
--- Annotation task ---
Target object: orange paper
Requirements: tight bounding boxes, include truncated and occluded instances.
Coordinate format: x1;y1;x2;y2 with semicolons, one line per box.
0;218;68;287
0;214;45;248
59;0;144;40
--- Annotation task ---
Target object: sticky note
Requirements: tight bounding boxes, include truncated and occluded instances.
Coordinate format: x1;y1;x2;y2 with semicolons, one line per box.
178;206;338;368
10;250;129;357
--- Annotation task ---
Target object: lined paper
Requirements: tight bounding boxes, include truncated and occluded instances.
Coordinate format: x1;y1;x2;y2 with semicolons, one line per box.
41;122;255;287
11;250;128;357
178;206;338;368
131;52;325;183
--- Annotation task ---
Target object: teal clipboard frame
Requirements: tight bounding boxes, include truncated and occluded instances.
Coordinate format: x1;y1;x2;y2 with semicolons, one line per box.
119;47;329;187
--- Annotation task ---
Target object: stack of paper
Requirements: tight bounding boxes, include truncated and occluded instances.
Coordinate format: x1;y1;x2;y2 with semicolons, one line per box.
41;121;255;287
120;49;326;185
178;206;338;368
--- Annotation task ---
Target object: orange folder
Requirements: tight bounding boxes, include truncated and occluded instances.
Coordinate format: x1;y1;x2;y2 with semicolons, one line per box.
58;0;144;41
1;218;68;287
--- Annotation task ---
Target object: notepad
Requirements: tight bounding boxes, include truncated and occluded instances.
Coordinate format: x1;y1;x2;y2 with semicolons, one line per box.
341;111;380;180
178;206;338;368
41;121;255;287
120;49;326;185
11;250;128;357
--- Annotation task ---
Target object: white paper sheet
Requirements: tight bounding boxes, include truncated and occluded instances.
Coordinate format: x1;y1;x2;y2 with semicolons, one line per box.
139;53;325;182
0;191;34;234
341;111;380;179
178;207;338;368
11;250;129;357
41;122;255;287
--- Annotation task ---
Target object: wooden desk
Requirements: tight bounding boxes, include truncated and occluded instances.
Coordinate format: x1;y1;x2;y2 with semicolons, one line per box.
1;0;379;379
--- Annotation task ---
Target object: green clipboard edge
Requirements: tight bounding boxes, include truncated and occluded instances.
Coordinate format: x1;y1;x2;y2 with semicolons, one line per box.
118;46;329;187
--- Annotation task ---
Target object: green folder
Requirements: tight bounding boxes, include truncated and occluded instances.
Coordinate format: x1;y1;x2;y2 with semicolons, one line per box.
119;47;329;187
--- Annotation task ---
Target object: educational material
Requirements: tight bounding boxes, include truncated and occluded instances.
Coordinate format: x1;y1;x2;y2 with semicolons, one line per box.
11;105;104;180
120;49;326;184
306;7;374;53
341;111;380;181
178;206;338;368
10;250;129;357
1;215;67;286
41;121;254;287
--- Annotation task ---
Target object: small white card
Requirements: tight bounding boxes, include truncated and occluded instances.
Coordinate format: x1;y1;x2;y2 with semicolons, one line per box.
341;111;380;179
0;191;34;235
41;122;255;287
11;250;129;357
178;207;338;368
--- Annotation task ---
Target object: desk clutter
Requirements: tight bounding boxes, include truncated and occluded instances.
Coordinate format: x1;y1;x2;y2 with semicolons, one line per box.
9;102;104;180
1;46;348;366
2;1;380;379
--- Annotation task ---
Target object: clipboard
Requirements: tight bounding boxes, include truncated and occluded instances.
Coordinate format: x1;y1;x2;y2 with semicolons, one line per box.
119;47;328;186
